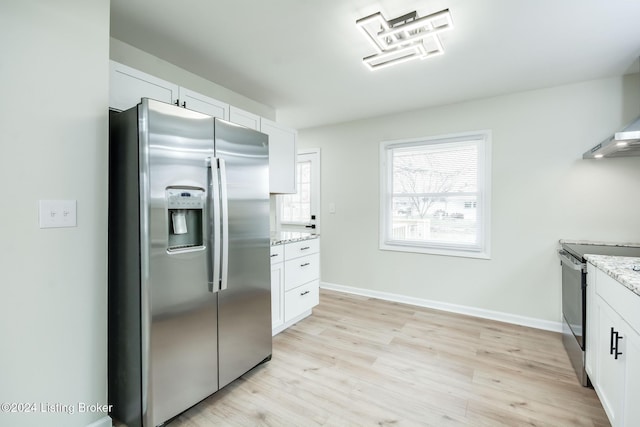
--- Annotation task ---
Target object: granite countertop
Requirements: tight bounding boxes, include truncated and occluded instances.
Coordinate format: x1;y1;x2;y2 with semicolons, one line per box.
585;254;640;297
559;239;640;248
270;231;319;246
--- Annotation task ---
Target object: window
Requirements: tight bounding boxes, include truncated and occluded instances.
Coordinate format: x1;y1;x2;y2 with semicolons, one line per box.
380;131;491;259
280;160;312;223
278;149;320;232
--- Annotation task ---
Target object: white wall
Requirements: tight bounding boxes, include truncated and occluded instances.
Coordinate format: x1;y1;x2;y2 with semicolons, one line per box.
299;74;640;324
110;38;276;121
0;2;110;427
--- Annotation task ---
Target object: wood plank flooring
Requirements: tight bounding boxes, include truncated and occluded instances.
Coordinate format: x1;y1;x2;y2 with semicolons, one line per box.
123;289;610;426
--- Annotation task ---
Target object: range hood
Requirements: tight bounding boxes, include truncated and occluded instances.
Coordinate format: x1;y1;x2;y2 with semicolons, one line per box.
583;117;640;159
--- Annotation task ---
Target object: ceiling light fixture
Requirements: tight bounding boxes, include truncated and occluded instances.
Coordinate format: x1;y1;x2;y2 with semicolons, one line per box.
356;8;453;71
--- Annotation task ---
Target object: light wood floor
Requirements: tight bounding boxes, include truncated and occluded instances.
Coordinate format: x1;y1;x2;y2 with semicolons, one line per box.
127;289;610;426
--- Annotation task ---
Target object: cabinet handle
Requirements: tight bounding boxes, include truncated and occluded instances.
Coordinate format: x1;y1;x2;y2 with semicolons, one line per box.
614;332;623;360
270;253;279;258
300;290;310;296
300;246;310;251
610;327;615;355
182;101;186;108
174;99;180;106
300;262;310;267
610;327;624;360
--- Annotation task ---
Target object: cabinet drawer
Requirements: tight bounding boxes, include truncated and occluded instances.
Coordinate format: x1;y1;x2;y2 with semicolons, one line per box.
284;280;319;322
270;245;284;265
284;238;319;260
284;253;319;291
596;271;640;335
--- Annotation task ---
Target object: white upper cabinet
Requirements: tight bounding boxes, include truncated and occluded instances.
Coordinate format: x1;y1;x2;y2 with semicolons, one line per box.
229;106;261;130
109;61;179;111
110;61;298;194
261;118;297;194
178;87;229;120
109;61;227;120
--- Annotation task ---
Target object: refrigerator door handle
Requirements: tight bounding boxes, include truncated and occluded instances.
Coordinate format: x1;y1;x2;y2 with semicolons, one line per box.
208;157;222;293
218;158;229;291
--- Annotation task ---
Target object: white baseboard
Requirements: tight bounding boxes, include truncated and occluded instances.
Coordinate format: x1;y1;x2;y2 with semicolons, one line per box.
85;416;112;427
320;281;562;332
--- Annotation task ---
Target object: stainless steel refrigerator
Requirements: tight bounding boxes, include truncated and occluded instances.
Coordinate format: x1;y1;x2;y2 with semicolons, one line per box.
108;98;272;427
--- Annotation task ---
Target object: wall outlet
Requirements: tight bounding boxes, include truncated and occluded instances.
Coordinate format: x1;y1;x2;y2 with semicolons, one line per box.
39;200;77;228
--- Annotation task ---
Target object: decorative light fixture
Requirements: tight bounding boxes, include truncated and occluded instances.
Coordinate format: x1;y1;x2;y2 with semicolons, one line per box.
356;8;453;70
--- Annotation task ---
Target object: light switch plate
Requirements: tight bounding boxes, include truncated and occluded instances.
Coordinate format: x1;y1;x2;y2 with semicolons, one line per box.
39;200;77;228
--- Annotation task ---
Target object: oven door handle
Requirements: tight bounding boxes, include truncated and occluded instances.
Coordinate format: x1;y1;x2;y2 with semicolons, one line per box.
558;249;586;272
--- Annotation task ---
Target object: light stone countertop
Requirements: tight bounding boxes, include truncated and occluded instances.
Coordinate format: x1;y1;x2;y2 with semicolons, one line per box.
270;231;319;246
559;239;640;247
585;254;640;297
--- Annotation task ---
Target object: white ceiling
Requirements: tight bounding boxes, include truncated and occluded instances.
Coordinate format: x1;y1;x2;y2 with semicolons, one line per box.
110;0;640;130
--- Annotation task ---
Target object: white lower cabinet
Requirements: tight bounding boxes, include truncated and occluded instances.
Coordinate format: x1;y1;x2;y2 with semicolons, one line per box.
623;334;640;426
595;300;626;425
284;254;320;291
284;280;319;322
270;245;284;330
585;263;597;378
587;263;640;427
271;238;320;334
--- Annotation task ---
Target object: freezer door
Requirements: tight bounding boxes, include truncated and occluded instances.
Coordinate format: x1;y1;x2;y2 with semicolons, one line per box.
143;99;219;426
214;119;272;388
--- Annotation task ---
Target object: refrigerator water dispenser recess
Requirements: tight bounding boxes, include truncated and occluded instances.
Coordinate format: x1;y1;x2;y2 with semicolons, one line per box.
166;188;205;251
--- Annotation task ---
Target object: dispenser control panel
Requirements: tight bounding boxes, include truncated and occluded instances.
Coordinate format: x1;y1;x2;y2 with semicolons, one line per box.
166;187;205;251
167;189;205;209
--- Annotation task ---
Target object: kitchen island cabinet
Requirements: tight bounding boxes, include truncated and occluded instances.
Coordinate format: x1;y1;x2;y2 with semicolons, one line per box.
585;256;640;427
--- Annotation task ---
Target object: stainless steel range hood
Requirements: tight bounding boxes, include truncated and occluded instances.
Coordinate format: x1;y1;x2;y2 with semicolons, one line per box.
583;116;640;159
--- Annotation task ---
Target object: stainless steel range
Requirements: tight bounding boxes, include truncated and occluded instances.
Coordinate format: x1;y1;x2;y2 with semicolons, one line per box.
558;242;640;386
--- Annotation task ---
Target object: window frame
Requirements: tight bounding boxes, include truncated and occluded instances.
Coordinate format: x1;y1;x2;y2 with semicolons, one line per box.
379;130;492;259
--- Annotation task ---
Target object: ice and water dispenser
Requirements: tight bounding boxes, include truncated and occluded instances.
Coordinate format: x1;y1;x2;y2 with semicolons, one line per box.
166;188;205;251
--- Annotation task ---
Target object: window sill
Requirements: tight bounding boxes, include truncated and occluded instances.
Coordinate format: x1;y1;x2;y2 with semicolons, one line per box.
379;241;491;260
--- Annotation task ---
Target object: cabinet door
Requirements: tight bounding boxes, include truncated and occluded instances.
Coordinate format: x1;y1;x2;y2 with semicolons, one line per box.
179;88;229;119
585;263;597;378
229;106;260;130
109;61;179;111
270;262;284;331
595;299;625;425
284;238;319;260
284;254;320;291
623;330;640;426
284;280;319;322
261;118;297;194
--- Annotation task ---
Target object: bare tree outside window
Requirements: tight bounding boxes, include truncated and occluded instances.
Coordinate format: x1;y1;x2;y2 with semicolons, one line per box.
392;143;477;219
